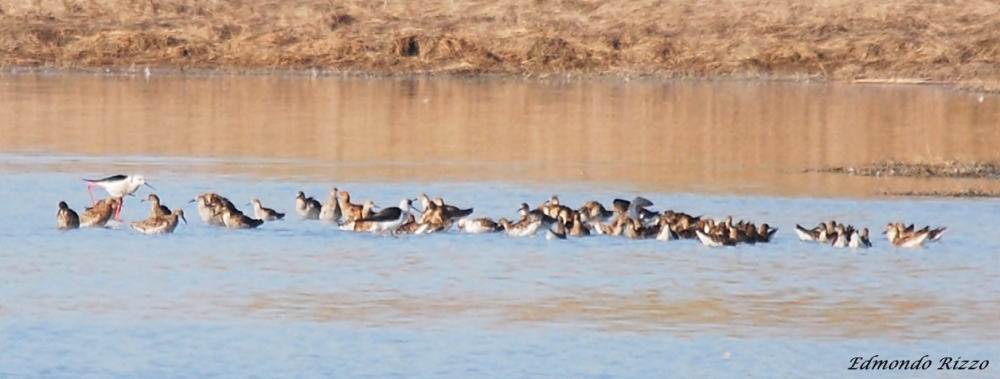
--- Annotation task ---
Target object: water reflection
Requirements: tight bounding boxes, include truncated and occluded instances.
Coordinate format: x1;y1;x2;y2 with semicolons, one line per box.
2;75;999;379
1;75;998;196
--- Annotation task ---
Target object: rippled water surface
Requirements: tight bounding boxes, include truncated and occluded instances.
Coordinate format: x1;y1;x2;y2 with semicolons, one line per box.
1;74;998;378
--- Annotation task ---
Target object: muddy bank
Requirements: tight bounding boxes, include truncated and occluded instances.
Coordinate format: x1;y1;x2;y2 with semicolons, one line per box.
879;189;1000;198
1;0;999;85
808;161;1000;179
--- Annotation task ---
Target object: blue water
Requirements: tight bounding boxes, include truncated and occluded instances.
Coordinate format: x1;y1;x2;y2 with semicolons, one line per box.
1;165;998;378
2;321;995;379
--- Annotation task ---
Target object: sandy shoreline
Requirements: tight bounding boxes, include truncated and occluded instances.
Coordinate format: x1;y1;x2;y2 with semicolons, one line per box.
1;0;998;90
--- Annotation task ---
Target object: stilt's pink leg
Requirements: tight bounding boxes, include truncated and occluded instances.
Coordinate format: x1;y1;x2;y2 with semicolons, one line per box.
86;183;97;206
114;197;123;221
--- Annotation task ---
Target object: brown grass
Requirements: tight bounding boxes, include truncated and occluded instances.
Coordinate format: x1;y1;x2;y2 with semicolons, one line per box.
0;0;999;81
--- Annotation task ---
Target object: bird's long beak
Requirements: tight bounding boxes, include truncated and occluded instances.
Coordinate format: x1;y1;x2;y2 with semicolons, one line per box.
188;199;197;203
144;183;156;190
140;198;147;203
245;203;252;207
180;214;188;224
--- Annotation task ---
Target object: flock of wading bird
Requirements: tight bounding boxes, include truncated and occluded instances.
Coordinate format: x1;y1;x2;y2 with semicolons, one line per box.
55;175;948;249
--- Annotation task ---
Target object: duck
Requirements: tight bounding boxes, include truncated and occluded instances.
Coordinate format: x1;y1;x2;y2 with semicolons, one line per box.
249;198;285;221
623;217;658;240
831;225;849;248
395;213;453;235
416;193;435;213
56;201;80;230
517;203;557;229
394;214;422;235
695;225;737;248
295;191;322;220
190;192;232;227
415;219;453;235
433;196;474;222
568;213;591;237
498;217;542;237
340;218;380;233
849;228;872;248
418;201;444;224
319;188;342;223
884;223;945;248
614;196;658;227
577;200;614;224
130;209;186;235
221;204;264;229
340;191;374;223
592;217;627;236
670;217;699;239
141;194;172;219
79;198;119;228
457;218;503;234
794;222;828;242
355;198;417;236
731;223;755;245
539;195;573;220
545;220;567;240
655;221;678;241
927;226;947;242
756;223;777;243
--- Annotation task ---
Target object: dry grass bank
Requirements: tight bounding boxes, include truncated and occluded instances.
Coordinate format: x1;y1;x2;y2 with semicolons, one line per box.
1;0;999;83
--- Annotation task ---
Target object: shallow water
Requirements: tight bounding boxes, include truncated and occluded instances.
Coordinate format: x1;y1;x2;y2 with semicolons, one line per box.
0;74;998;378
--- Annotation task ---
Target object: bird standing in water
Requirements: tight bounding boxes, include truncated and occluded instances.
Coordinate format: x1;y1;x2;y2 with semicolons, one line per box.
84;175;155;221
